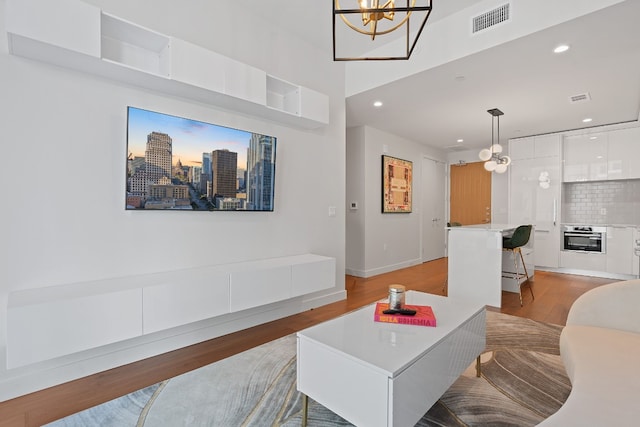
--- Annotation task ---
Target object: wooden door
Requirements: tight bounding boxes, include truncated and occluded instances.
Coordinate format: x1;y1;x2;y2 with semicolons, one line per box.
450;161;491;225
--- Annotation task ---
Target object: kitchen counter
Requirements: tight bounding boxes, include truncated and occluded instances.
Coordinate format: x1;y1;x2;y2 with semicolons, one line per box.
447;223;520;231
447;224;534;308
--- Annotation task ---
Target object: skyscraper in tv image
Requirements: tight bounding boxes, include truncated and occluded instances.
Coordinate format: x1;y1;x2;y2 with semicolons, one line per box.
246;133;276;211
127;131;190;209
210;149;240;209
145;131;172;183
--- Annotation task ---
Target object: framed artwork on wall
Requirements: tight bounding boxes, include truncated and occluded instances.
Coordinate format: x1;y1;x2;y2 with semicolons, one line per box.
382;155;412;213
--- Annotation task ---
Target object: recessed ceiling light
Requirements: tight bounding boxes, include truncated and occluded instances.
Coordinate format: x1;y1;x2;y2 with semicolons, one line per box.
589;136;598;140
583;118;593;123
373;101;383;107
457;139;464;143
554;44;570;53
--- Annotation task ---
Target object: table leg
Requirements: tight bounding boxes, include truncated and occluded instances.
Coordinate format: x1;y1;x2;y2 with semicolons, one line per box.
476;355;481;378
301;393;308;427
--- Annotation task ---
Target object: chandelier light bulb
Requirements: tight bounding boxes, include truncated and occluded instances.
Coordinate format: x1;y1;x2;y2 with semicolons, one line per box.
495;163;508;174
492;144;503;154
479;148;492;161
484;160;497;171
502;155;511;166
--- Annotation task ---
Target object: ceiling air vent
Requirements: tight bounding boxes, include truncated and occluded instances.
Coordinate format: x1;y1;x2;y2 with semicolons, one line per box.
445;145;468;152
569;92;592;104
473;3;511;33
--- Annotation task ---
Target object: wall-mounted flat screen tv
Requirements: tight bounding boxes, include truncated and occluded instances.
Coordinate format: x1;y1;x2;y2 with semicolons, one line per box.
126;107;276;211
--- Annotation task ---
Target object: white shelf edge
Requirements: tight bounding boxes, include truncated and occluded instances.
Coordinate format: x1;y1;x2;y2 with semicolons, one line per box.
6;4;329;130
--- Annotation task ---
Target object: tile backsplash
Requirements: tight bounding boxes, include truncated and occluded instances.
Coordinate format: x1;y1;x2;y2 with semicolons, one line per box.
562;179;640;225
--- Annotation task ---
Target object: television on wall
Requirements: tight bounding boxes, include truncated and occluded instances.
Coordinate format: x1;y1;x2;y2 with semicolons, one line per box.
126;107;276;211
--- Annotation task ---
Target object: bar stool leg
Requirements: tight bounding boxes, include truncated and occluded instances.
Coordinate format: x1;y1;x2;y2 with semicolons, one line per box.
513;248;523;306
518;248;534;301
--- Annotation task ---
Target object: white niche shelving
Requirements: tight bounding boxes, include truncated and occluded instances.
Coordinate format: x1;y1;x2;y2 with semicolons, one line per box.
6;0;329;129
100;13;171;78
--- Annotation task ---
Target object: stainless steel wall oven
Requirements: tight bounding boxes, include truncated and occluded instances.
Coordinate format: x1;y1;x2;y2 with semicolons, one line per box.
563;226;606;253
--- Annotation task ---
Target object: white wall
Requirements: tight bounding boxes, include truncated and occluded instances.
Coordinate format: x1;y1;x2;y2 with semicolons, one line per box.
0;0;346;400
346;126;446;277
345;127;366;274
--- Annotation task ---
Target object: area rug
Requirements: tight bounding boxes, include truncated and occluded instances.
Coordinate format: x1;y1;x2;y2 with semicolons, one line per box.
47;311;570;427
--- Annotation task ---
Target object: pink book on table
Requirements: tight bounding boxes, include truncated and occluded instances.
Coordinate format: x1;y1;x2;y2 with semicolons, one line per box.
373;302;437;327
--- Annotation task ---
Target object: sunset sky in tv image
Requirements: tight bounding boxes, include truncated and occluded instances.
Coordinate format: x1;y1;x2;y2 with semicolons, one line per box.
127;107;252;169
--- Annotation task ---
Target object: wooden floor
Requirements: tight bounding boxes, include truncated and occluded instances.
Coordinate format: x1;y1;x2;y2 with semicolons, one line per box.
0;258;615;427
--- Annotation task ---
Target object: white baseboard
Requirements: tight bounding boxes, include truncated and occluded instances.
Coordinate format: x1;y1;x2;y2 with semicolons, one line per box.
346;258;422;278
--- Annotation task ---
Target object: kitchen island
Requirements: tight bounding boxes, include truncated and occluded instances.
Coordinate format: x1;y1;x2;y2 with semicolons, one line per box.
447;224;534;308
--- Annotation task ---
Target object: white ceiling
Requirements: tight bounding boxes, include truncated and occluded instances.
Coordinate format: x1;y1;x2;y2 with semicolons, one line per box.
242;1;640;151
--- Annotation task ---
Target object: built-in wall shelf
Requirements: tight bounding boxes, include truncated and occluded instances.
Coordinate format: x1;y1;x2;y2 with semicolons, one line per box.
101;13;171;78
5;0;329;129
7;254;336;368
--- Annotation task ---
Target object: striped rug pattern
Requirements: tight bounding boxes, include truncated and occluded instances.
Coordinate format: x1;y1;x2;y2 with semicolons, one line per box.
48;311;569;426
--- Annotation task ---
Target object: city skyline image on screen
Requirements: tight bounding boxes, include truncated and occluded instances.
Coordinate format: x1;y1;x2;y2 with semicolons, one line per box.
126;107;276;211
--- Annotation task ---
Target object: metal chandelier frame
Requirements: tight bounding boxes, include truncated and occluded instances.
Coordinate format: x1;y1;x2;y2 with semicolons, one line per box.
332;0;433;61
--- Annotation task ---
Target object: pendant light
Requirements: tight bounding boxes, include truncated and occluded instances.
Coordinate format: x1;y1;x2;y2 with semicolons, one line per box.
479;108;511;174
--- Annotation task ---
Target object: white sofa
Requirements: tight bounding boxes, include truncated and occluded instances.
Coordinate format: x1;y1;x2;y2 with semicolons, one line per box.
538;279;640;426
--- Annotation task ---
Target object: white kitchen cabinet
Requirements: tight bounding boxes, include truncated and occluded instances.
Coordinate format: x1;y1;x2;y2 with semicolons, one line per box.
606;227;635;275
534;134;562;158
560;251;607;271
607;127;640;180
509;137;535;160
509;135;561;268
509;135;561;161
563;133;608;182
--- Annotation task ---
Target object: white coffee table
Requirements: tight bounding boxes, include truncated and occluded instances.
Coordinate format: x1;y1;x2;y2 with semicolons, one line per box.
296;291;486;427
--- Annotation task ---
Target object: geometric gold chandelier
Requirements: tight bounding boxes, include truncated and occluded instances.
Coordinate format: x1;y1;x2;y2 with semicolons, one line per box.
478;108;511;174
333;0;433;61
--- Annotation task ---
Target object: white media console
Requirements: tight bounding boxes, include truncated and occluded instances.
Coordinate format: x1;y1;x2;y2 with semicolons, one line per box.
7;254;335;368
